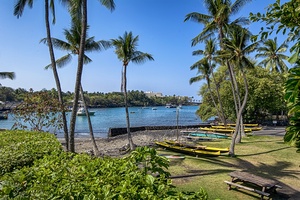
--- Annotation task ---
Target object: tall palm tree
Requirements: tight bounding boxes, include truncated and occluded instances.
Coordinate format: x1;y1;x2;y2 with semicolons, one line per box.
192;38;226;124
219;26;258;153
66;0;115;153
41;20;110;155
14;0;70;150
185;0;252;156
255;37;289;73
111;31;154;150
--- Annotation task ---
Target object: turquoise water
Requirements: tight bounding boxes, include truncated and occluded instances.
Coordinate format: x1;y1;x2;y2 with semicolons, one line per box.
1;106;201;138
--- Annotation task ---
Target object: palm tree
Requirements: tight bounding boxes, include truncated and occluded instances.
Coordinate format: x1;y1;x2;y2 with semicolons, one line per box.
255;37;289;73
190;59;223;120
41;20;110;155
192;38;226;124
111;31;154;150
184;0;252;156
219;26;258;153
0;72;15;80
14;0;70;150
66;0;115;153
184;0;251;46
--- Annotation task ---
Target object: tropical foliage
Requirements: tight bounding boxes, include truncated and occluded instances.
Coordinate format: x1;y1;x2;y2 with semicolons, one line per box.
250;0;300;151
255;37;289;73
185;0;254;156
197;65;287;123
0;131;208;199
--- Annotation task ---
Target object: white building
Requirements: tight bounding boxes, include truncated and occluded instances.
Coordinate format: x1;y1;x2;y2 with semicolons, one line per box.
144;91;163;97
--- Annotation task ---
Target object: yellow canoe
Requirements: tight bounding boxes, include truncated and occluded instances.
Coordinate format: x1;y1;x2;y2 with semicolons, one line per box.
200;127;252;133
165;140;229;153
155;141;221;156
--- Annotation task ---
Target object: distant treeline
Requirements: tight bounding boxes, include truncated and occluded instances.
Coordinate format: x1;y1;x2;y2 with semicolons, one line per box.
0;87;196;108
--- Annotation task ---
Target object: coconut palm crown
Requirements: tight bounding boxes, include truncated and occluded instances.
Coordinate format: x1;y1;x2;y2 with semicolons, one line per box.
255;37;289;73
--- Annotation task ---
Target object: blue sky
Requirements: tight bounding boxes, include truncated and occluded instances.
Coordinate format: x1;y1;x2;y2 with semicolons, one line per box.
0;0;287;101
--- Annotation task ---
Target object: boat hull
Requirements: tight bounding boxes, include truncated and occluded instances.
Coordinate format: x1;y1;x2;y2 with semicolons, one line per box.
77;111;95;116
155;141;222;156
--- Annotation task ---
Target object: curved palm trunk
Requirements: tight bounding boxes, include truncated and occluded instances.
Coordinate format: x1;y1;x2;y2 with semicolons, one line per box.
69;0;87;152
123;64;135;150
207;79;222;122
80;84;99;155
229;69;249;156
45;0;69;150
210;64;226;124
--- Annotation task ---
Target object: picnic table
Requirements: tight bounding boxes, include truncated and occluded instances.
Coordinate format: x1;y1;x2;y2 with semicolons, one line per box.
224;171;282;199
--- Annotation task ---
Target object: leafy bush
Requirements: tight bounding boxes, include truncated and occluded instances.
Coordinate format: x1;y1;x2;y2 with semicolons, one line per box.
0;130;62;176
0;145;207;199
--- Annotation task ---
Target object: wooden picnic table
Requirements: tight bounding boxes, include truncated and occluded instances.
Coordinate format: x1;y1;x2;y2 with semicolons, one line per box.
224;171;282;199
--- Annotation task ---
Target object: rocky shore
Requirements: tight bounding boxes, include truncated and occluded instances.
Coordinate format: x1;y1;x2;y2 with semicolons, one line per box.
59;129;181;157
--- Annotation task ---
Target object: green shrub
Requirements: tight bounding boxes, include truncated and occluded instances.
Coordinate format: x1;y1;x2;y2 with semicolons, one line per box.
0;146;207;199
0;130;62;176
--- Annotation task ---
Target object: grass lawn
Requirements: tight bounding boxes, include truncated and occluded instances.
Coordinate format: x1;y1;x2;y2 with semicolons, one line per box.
156;135;300;200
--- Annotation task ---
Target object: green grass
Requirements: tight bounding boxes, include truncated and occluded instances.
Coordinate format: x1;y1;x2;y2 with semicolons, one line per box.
157;135;300;200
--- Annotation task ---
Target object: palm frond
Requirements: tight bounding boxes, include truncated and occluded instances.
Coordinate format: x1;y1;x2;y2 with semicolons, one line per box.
192;50;204;56
14;0;33;18
100;0;116;12
184;12;212;24
230;0;252;15
132;52;154;64
0;72;15;80
45;54;72;69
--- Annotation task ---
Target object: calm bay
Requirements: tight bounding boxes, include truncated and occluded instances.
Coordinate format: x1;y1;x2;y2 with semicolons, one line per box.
1;105;202;138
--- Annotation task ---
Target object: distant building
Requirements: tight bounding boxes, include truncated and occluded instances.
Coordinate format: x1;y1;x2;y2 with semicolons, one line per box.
144;91;163;97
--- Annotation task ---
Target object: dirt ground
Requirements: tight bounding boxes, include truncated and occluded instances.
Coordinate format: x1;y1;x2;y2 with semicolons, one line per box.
58;129;181;156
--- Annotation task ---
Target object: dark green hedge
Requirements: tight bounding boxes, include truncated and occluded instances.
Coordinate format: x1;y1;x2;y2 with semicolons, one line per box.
0;130;62;176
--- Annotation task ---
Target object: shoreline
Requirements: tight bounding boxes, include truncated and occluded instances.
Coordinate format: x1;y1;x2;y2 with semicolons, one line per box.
58;126;286;156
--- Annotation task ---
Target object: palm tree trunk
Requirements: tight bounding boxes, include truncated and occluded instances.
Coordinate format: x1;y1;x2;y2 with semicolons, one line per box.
69;0;87;152
80;84;100;155
210;65;226;124
45;0;69;150
123;64;135;150
207;80;222;122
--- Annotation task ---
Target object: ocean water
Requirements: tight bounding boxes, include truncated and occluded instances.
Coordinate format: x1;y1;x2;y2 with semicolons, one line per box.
1;105;202;138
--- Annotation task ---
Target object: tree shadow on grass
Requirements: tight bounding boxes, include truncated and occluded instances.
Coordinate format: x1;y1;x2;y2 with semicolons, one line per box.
231;158;300;199
238;146;291;157
179;150;300;199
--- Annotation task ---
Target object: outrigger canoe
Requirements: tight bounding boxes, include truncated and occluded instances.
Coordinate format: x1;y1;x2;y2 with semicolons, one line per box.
183;132;230;139
155;141;221;156
165;140;230;153
212;125;262;131
218;123;259;127
200;127;252;134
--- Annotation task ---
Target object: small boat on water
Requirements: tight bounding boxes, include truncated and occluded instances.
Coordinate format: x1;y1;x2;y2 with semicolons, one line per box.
0;113;8;120
165;104;177;108
76;107;95;116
